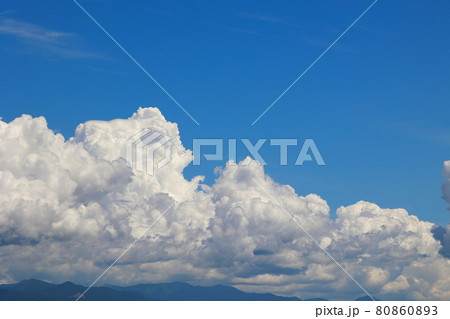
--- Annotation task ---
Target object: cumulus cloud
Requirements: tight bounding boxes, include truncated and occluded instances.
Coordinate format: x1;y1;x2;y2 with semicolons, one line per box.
431;162;450;260
0;107;449;300
443;161;450;209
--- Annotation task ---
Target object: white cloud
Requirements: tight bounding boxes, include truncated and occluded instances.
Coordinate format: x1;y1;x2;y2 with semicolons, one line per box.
0;18;74;43
0;108;449;300
0;17;100;59
382;275;409;294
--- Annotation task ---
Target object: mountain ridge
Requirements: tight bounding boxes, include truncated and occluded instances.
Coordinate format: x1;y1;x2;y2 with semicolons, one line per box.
0;279;299;301
0;279;378;301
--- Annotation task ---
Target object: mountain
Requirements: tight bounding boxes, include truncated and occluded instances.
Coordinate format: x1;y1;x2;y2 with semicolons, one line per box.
0;279;146;301
110;282;301;301
0;279;379;301
0;279;300;301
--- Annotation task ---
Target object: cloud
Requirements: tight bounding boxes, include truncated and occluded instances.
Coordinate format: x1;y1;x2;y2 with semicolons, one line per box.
0;18;74;43
430;162;450;260
0;17;99;59
0;108;449;300
432;163;450;260
443;161;450;209
381;275;409;294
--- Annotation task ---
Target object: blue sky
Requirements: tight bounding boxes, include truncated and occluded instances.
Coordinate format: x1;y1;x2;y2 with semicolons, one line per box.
1;0;449;225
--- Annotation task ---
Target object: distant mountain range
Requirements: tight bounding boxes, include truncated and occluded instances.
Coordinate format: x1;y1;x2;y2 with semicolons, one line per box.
0;279;299;301
0;279;377;301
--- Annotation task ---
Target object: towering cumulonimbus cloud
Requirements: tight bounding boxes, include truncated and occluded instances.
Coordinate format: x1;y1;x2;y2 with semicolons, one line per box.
0;107;449;300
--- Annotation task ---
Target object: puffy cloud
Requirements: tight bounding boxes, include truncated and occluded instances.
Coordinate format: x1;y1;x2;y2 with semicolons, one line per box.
432;162;450;259
0;108;449;300
382;275;409;294
0;115;131;245
443;161;450;209
333;201;440;260
432;224;450;259
0;109;207;285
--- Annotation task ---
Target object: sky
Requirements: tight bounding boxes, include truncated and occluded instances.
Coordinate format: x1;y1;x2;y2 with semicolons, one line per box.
0;0;450;300
1;0;449;226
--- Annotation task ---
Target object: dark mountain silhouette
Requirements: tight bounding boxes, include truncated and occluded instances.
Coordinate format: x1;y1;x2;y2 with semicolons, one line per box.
0;279;145;301
0;279;379;301
0;279;299;301
110;282;300;301
2;278;54;292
